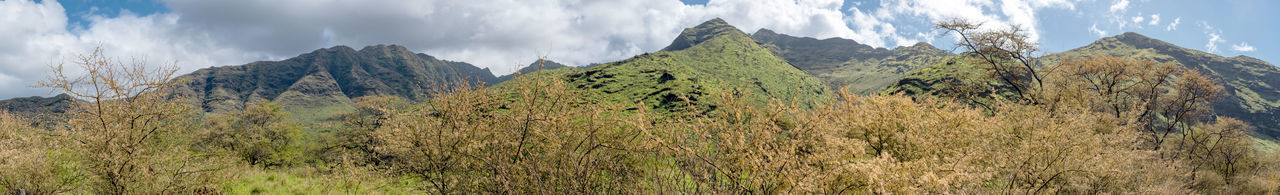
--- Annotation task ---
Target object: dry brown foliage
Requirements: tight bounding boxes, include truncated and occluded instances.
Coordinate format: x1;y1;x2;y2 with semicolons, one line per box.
0;111;81;194
371;69;1258;193
34;47;224;194
374;75;643;194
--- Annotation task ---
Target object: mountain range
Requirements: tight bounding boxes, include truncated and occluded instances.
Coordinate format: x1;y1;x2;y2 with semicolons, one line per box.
4;19;1277;138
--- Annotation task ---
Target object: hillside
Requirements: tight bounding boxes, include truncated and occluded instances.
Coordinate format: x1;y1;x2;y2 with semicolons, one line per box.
557;18;828;113
887;32;1280;137
752;29;952;94
171;44;499;116
1056;32;1280;137
0;93;80;127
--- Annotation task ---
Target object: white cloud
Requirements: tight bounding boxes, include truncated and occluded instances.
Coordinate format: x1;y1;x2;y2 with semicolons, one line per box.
1233;42;1256;52
861;0;1078;48
845;7;896;48
1109;0;1129;13
1202;22;1224;53
1148;14;1160;25
1206;33;1223;53
160;0;863;74
0;0;253;98
1089;23;1107;37
1166;17;1180;31
1130;16;1144;24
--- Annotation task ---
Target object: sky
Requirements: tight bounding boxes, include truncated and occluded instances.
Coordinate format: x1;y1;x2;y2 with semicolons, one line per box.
0;0;1275;99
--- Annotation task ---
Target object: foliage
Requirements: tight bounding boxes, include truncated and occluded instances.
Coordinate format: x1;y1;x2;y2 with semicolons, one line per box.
564;18;827;114
198;101;304;167
5;18;1280;195
36;47;225;194
0;111;81;194
375;76;643;194
1055;32;1280;138
320;95;410;166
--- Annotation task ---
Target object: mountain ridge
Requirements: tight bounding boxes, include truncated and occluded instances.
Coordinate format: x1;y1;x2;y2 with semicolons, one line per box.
751;28;952;94
172;44;500;114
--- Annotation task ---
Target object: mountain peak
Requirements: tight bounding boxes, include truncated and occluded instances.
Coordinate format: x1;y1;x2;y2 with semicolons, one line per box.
1105;32;1179;50
319;45;357;53
359;44;416;57
700;17;729;27
1115;32;1157;42
661;18;746;51
360;44;409;52
753;28;778;36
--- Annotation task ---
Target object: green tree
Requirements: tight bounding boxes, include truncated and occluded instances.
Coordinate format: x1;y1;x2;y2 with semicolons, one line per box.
199;101;303;167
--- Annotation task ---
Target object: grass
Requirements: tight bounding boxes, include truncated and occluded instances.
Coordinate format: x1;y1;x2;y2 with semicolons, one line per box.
221;166;423;194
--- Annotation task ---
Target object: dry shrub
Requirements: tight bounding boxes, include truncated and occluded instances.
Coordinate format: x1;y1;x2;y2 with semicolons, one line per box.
369;74;1248;193
634;91;848;193
0;111;81;194
374;75;643;194
634;88;1198;194
324;95;409;166
37;47;225;194
1054;56;1222;150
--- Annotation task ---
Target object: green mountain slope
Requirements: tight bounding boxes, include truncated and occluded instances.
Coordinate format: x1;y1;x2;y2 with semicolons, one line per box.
495;59;573;83
752;29;952;94
882;54;1016;99
1056;32;1280;137
172;45;499;115
558;18;828;113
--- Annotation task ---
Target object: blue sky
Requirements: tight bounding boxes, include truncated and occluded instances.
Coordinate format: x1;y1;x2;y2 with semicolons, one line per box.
52;0;166;30
0;0;1276;99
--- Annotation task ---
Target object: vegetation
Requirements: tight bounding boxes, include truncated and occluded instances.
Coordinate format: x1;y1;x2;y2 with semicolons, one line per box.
563;18;827;114
1057;32;1280;138
3;18;1280;194
197;101;304;167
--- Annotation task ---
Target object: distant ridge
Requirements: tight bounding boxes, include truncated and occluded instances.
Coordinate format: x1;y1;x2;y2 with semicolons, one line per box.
495;59;572;83
172;44;499;114
0;93;80;127
751;28;952;94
